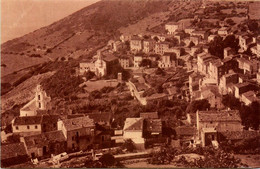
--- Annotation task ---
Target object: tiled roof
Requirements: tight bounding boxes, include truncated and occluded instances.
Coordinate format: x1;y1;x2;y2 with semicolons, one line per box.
145;119;162;133
103;53;118;62
234;82;250;89
13;115;59;126
13;116;42;125
41;115;59;124
20;99;37;111
23;130;66;149
197;110;241;122
1;142;27;160
87;112;112;124
220;131;260;140
123;118;144;131
175;126;196;136
62;116;95;131
140;112;159;119
166;22;178;25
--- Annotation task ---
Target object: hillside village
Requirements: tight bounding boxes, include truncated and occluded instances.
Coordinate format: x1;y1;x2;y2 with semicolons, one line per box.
1;0;260;168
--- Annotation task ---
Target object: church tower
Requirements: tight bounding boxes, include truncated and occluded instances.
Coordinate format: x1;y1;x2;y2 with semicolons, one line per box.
35;85;50;110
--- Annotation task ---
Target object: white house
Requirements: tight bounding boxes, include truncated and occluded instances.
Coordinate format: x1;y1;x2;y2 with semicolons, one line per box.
123;118;145;150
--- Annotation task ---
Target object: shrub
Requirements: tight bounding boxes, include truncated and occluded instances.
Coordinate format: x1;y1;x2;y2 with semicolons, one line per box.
122;139;135;152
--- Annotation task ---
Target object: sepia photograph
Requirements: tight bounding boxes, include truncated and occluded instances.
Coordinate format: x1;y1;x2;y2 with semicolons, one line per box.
1;0;260;168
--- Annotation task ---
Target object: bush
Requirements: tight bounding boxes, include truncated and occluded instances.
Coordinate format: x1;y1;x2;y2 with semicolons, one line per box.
89;90;102;99
99;153;116;167
122;139;135;152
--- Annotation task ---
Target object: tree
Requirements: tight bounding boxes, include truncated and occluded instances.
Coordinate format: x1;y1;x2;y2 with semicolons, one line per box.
84;71;95;81
122;139;135;152
226;18;235;26
247;20;259;34
209;35;224;59
99;153;116;167
186;99;210;114
153;36;159;42
148;146;177;165
223;35;239;52
139;59;152;68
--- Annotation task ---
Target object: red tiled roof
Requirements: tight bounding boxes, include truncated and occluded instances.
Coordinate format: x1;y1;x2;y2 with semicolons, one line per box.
1;143;27;160
140;112;159;119
145;119;162;133
123;118;144;131
175;126;196;136
62;116;95;131
13;116;42;125
197;110;241;122
23;130;66;149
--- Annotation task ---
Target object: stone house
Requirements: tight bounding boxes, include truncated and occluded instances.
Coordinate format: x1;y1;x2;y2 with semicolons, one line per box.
12;115;59;137
200;87;224;109
175;126;196;147
130;36;143;53
241;91;260;105
239;35;253;51
143;39;156;53
119;56;130;69
154;42;170;55
234;82;254;99
57;116;95;152
20;130;66;159
196;110;243;147
134;55;143;68
158;53;176;68
197;53;218;75
219;71;239;95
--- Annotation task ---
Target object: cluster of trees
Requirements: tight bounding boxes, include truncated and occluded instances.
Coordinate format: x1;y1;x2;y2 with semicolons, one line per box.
41;66;83;99
84;153;123;168
185;99;210;114
222;94;260;130
221;136;260;154
209;35;239;59
148;146;246;168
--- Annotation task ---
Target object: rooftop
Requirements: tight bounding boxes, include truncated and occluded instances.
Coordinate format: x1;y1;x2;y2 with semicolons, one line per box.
197;110;241;123
175;126;196;136
140;112;159;119
62;116;95;131
123;118;144;131
1;143;27;160
145;119;162;133
13;115;59;126
13;116;42;125
23;130;66;149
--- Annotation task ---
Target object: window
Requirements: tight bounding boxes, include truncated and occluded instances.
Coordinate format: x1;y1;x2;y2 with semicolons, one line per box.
16;126;19;130
38;102;41;108
38;95;41;100
27;126;30;129
35;125;38;129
